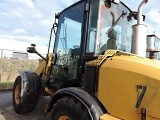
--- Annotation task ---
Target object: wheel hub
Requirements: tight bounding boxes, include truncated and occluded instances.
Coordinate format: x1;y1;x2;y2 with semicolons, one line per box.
58;116;71;120
15;85;21;104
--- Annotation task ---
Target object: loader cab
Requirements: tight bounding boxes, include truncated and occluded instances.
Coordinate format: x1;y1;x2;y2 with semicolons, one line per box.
146;34;160;59
48;0;135;90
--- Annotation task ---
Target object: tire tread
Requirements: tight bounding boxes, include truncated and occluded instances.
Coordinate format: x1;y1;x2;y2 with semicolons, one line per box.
12;76;36;114
51;96;91;120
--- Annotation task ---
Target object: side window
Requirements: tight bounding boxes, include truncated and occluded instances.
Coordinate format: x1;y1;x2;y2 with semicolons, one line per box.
86;0;113;54
57;17;81;55
96;4;113;54
51;1;85;83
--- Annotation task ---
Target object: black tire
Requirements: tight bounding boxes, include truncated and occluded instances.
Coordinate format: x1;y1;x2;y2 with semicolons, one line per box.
50;96;91;120
12;76;36;114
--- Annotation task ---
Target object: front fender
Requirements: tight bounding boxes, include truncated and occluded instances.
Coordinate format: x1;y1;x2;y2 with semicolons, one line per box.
47;87;107;120
19;70;41;106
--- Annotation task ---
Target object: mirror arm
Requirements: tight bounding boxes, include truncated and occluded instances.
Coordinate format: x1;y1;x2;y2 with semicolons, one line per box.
34;50;47;61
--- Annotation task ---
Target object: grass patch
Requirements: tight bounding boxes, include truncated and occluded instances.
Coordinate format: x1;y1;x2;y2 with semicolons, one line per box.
0;82;14;89
0;57;38;90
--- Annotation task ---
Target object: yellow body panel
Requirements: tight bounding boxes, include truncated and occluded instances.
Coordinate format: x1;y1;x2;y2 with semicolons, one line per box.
100;114;121;120
35;53;54;95
35;53;53;79
35;59;46;76
97;54;160;119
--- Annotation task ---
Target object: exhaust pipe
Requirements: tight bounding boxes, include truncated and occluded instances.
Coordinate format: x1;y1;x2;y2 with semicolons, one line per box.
131;0;148;57
137;0;148;24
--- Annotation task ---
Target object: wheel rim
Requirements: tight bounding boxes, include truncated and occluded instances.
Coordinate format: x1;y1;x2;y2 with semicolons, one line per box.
58;116;71;120
15;85;21;104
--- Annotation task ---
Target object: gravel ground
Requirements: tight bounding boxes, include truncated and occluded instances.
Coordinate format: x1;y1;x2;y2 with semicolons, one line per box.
0;92;50;120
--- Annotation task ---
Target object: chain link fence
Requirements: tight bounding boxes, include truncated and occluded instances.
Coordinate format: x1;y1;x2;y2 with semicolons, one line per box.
0;49;42;91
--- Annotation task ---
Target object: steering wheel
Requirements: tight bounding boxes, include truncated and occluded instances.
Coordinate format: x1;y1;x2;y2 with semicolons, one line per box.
56;55;68;66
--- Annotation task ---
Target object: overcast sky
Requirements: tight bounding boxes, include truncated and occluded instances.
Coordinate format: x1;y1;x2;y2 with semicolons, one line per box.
0;0;160;54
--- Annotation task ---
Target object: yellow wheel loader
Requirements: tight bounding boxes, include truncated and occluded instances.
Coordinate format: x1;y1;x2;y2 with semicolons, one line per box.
13;0;160;119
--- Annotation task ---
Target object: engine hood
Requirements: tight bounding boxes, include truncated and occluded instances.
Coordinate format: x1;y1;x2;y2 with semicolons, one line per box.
96;50;160;119
105;54;160;81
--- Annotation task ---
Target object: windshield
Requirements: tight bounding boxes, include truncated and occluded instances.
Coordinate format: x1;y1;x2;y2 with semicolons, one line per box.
87;0;135;55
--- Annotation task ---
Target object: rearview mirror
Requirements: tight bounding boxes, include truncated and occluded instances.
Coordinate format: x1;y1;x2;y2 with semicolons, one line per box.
27;47;35;53
26;43;47;61
26;44;36;53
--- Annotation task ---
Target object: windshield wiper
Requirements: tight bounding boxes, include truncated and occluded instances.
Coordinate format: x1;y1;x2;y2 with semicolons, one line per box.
106;11;127;34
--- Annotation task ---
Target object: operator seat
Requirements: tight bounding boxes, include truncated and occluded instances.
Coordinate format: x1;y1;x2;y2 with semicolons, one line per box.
107;29;117;49
99;29;118;54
